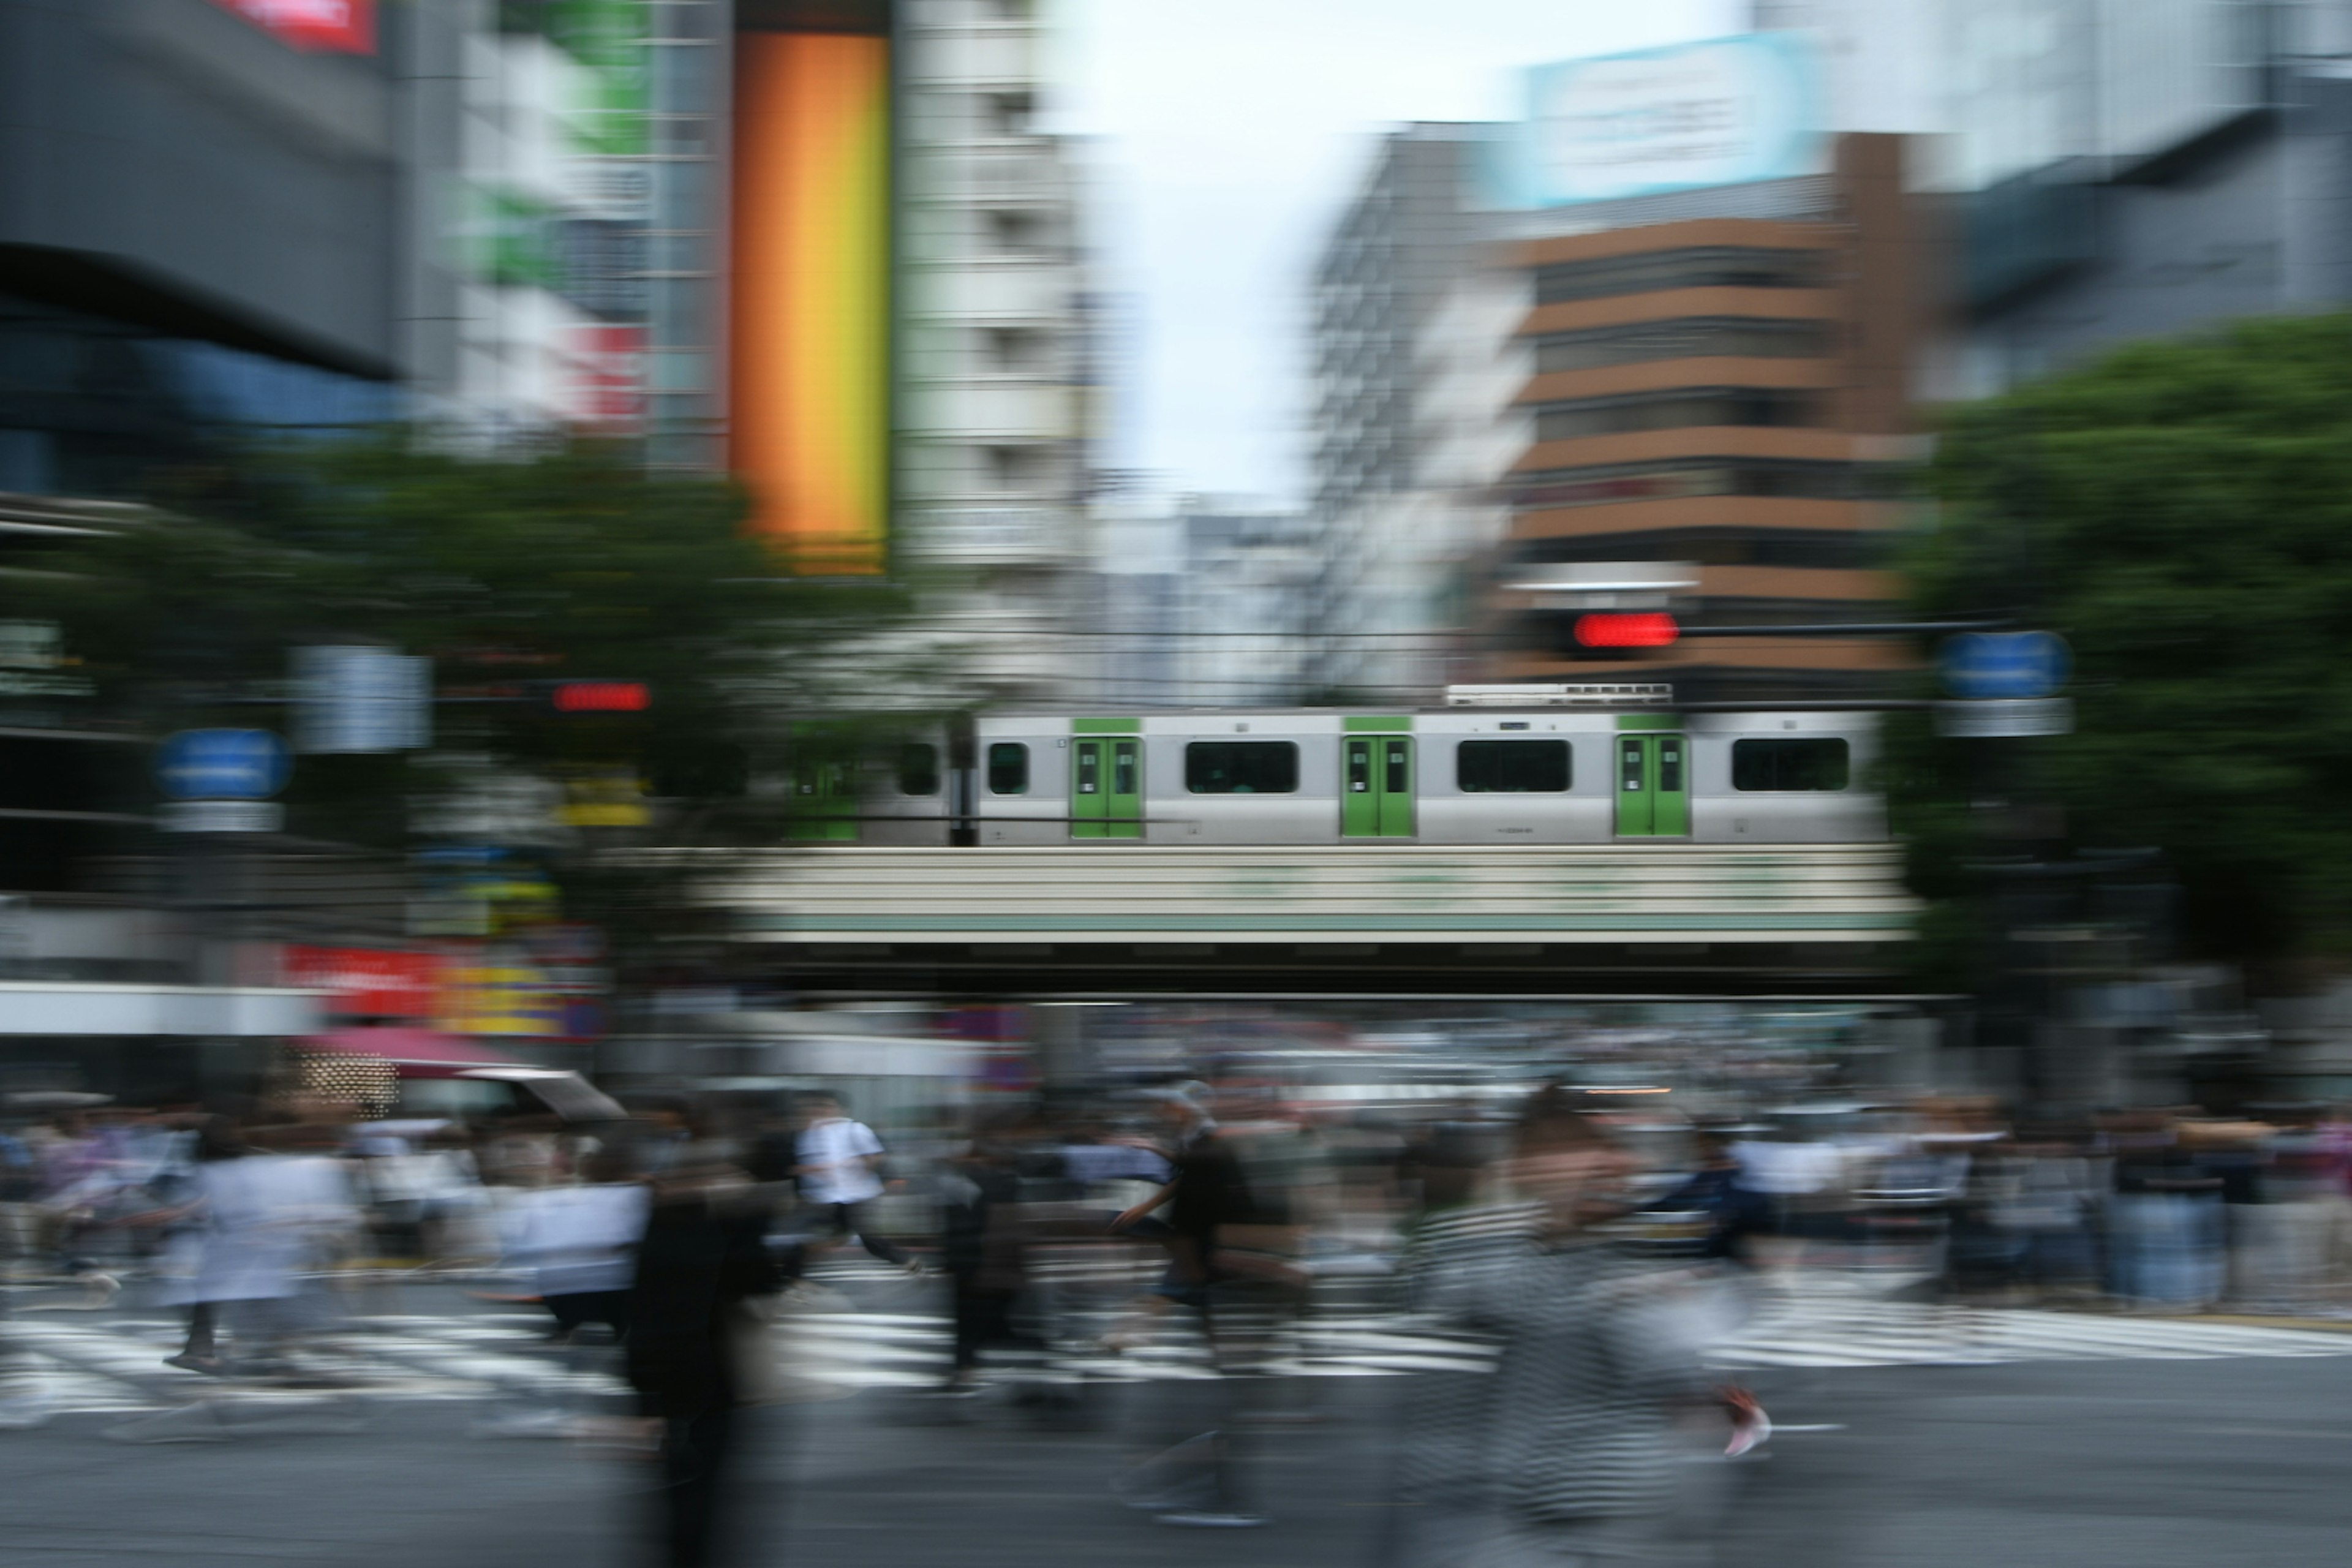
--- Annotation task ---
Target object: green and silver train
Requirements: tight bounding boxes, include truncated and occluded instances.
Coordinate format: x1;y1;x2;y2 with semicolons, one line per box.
795;685;1885;848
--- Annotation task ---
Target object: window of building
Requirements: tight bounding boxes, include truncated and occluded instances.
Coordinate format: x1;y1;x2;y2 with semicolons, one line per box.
1457;739;1571;793
1534;318;1834;374
1516;530;1882;572
1533;246;1831;304
898;742;940;796
987;327;1045;371
1185;741;1298;794
984;92;1035;136
984;445;1038;493
1534;389;1822;444
986;742;1029;794
987;209;1044;255
1731;738;1850;791
1509;459;1902;512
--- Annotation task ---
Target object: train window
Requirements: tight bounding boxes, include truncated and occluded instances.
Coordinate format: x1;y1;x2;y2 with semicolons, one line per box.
986;742;1030;795
1185;741;1298;794
897;742;940;797
1732;737;1849;791
1458;739;1570;793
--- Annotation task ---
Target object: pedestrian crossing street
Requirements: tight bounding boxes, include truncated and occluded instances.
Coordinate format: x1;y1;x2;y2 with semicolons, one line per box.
12;1274;2352;1420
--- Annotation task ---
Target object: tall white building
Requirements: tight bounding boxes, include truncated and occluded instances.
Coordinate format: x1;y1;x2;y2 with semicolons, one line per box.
898;0;1094;704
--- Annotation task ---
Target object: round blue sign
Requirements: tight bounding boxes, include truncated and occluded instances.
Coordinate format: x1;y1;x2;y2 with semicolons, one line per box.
155;729;292;801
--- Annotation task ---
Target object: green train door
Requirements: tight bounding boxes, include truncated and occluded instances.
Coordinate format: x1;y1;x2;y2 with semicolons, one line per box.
1342;733;1415;837
1071;737;1142;839
1614;733;1689;838
786;760;858;842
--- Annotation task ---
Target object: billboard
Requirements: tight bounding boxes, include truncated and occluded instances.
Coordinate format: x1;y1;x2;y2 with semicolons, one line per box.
1501;34;1822;209
731;9;892;575
283;946;443;1019
207;0;375;54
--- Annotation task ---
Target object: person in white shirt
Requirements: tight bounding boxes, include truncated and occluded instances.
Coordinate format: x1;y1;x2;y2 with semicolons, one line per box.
792;1094;920;1273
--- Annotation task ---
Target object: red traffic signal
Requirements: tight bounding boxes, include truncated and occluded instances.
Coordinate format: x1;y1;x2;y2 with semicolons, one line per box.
1574;612;1679;649
548;680;650;713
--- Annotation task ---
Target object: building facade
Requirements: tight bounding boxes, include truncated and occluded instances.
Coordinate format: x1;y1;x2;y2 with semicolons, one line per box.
895;0;1093;701
1755;0;2352;396
1479;138;1937;702
1305;124;1488;701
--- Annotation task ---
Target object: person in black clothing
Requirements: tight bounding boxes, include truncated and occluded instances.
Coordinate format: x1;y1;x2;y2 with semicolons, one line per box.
938;1125;1032;1390
625;1150;788;1568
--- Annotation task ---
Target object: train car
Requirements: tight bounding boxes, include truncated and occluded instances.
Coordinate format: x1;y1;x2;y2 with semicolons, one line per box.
824;690;1882;848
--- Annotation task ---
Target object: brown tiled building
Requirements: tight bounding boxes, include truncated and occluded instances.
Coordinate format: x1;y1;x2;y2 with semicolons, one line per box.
1479;135;1938;703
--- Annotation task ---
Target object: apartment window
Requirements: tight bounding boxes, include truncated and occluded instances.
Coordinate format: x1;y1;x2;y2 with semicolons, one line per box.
653;1;717;40
984;92;1034;136
1457;740;1571;793
1534;388;1822;443
1534;318;1834;374
987;328;1046;371
1517;530;1882;572
987;209;1044;255
985;445;1038;493
1731;738;1850;791
1534;247;1830;304
1185;742;1299;794
1509;459;1901;511
654;42;717;116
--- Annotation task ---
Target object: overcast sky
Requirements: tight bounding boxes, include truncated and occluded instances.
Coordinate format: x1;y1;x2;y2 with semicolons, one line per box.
1043;0;1744;508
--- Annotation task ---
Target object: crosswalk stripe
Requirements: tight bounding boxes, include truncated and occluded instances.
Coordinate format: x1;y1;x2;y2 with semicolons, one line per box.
15;1285;2352;1419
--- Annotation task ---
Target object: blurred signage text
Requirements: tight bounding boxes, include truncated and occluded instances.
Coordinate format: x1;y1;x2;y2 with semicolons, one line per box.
1501;34;1822;208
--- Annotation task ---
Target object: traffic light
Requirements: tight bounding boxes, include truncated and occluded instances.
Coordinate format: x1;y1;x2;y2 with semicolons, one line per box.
539;680;650;714
1573;612;1678;649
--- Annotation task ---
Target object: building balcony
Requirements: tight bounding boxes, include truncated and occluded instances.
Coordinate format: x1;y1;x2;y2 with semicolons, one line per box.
912;258;1077;322
918;146;1069;205
907;506;1077;566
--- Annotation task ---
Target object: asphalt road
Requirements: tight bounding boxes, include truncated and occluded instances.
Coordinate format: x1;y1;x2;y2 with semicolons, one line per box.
6;1312;2352;1567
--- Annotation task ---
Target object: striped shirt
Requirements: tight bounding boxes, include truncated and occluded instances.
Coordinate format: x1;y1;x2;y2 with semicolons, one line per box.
1405;1202;1706;1522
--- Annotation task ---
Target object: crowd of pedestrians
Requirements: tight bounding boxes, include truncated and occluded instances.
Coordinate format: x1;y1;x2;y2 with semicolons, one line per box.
12;1078;2352;1564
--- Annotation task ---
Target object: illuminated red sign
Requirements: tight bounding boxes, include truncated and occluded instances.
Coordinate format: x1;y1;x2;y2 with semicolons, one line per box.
208;0;375;55
552;681;651;713
284;946;442;1019
1575;612;1680;649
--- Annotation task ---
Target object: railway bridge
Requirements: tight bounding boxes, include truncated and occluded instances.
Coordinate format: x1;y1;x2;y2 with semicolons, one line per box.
698;842;1922;997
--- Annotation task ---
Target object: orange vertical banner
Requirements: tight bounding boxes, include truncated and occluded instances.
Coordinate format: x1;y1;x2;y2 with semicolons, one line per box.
731;31;891;574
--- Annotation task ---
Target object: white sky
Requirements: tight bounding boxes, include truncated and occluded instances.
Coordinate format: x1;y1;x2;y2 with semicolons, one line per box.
1043;0;1744;507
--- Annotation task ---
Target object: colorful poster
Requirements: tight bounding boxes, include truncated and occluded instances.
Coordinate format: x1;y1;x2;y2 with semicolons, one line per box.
282;946;443;1019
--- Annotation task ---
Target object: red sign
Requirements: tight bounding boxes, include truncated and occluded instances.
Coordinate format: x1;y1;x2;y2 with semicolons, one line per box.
571;324;646;431
284;946;442;1019
1575;612;1679;649
208;0;375;55
551;680;650;714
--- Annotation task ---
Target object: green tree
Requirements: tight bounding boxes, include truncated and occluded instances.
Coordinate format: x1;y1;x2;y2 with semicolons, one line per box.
21;431;929;957
1898;313;2352;974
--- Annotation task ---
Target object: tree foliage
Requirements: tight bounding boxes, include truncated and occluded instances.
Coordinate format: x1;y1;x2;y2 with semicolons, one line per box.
21;432;924;940
1897;313;2352;971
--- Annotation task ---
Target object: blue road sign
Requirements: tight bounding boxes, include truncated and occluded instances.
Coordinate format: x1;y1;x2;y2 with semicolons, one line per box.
1940;631;2071;701
155;729;292;801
